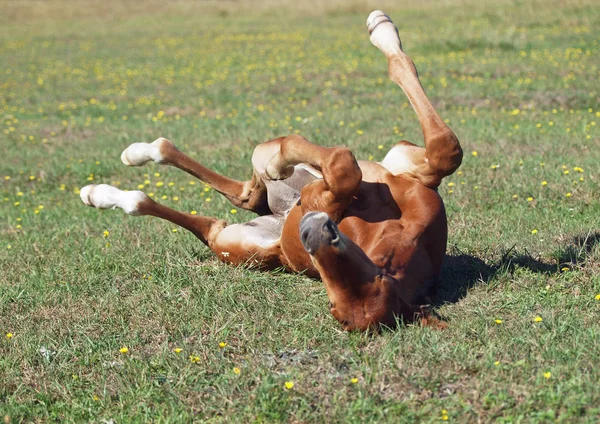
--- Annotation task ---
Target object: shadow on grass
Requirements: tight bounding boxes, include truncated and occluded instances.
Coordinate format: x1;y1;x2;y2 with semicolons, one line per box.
435;232;600;306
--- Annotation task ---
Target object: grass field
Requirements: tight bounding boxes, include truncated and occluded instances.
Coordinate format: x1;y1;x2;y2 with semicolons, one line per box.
1;0;599;421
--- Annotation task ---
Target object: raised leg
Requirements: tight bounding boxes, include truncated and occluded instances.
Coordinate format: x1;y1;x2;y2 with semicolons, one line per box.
121;137;271;215
264;135;362;222
367;11;463;188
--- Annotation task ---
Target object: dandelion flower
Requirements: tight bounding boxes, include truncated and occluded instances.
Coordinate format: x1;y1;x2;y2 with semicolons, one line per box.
565;192;572;197
595;294;600;300
190;210;197;215
119;347;129;354
531;229;538;234
173;347;183;354
233;367;241;375
230;209;237;214
103;230;109;238
494;361;500;366
218;342;227;348
495;319;503;324
189;355;200;363
541;181;547;186
527;197;533;202
284;381;294;389
6;333;13;339
534;316;543;322
350;377;358;384
543;372;551;379
471;151;478;156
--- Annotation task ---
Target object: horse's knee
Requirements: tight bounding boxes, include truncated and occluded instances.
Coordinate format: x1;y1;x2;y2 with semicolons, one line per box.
323;147;362;194
427;132;462;177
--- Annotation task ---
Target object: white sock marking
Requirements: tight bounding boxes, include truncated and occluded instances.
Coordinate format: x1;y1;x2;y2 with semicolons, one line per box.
367;10;402;57
121;137;173;166
80;184;148;215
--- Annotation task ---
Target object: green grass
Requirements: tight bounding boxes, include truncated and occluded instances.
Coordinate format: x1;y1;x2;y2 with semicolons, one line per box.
1;0;599;421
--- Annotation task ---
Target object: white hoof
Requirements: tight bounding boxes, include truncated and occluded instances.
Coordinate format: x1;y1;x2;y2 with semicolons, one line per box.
121;137;174;166
80;184;148;216
367;10;402;56
264;154;294;181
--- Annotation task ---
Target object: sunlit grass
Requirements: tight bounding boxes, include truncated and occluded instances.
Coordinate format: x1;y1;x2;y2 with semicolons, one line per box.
1;0;599;421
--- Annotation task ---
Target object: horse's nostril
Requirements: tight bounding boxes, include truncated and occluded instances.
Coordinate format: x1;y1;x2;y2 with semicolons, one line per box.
325;220;340;244
301;228;310;244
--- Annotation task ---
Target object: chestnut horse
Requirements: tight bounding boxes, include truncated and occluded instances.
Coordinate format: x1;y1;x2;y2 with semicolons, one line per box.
81;11;462;331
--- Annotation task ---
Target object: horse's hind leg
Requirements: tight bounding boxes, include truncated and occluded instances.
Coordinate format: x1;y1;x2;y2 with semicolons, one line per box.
80;184;225;246
121;137;271;215
367;11;463;188
80;183;284;267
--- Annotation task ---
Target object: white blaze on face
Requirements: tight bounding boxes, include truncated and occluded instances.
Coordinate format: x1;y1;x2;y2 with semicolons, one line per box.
80;184;148;216
121;137;172;166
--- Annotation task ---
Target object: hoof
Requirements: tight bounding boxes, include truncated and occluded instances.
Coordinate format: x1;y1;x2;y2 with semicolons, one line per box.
121;137;173;166
366;10;403;56
79;183;148;215
264;153;294;181
80;184;95;206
